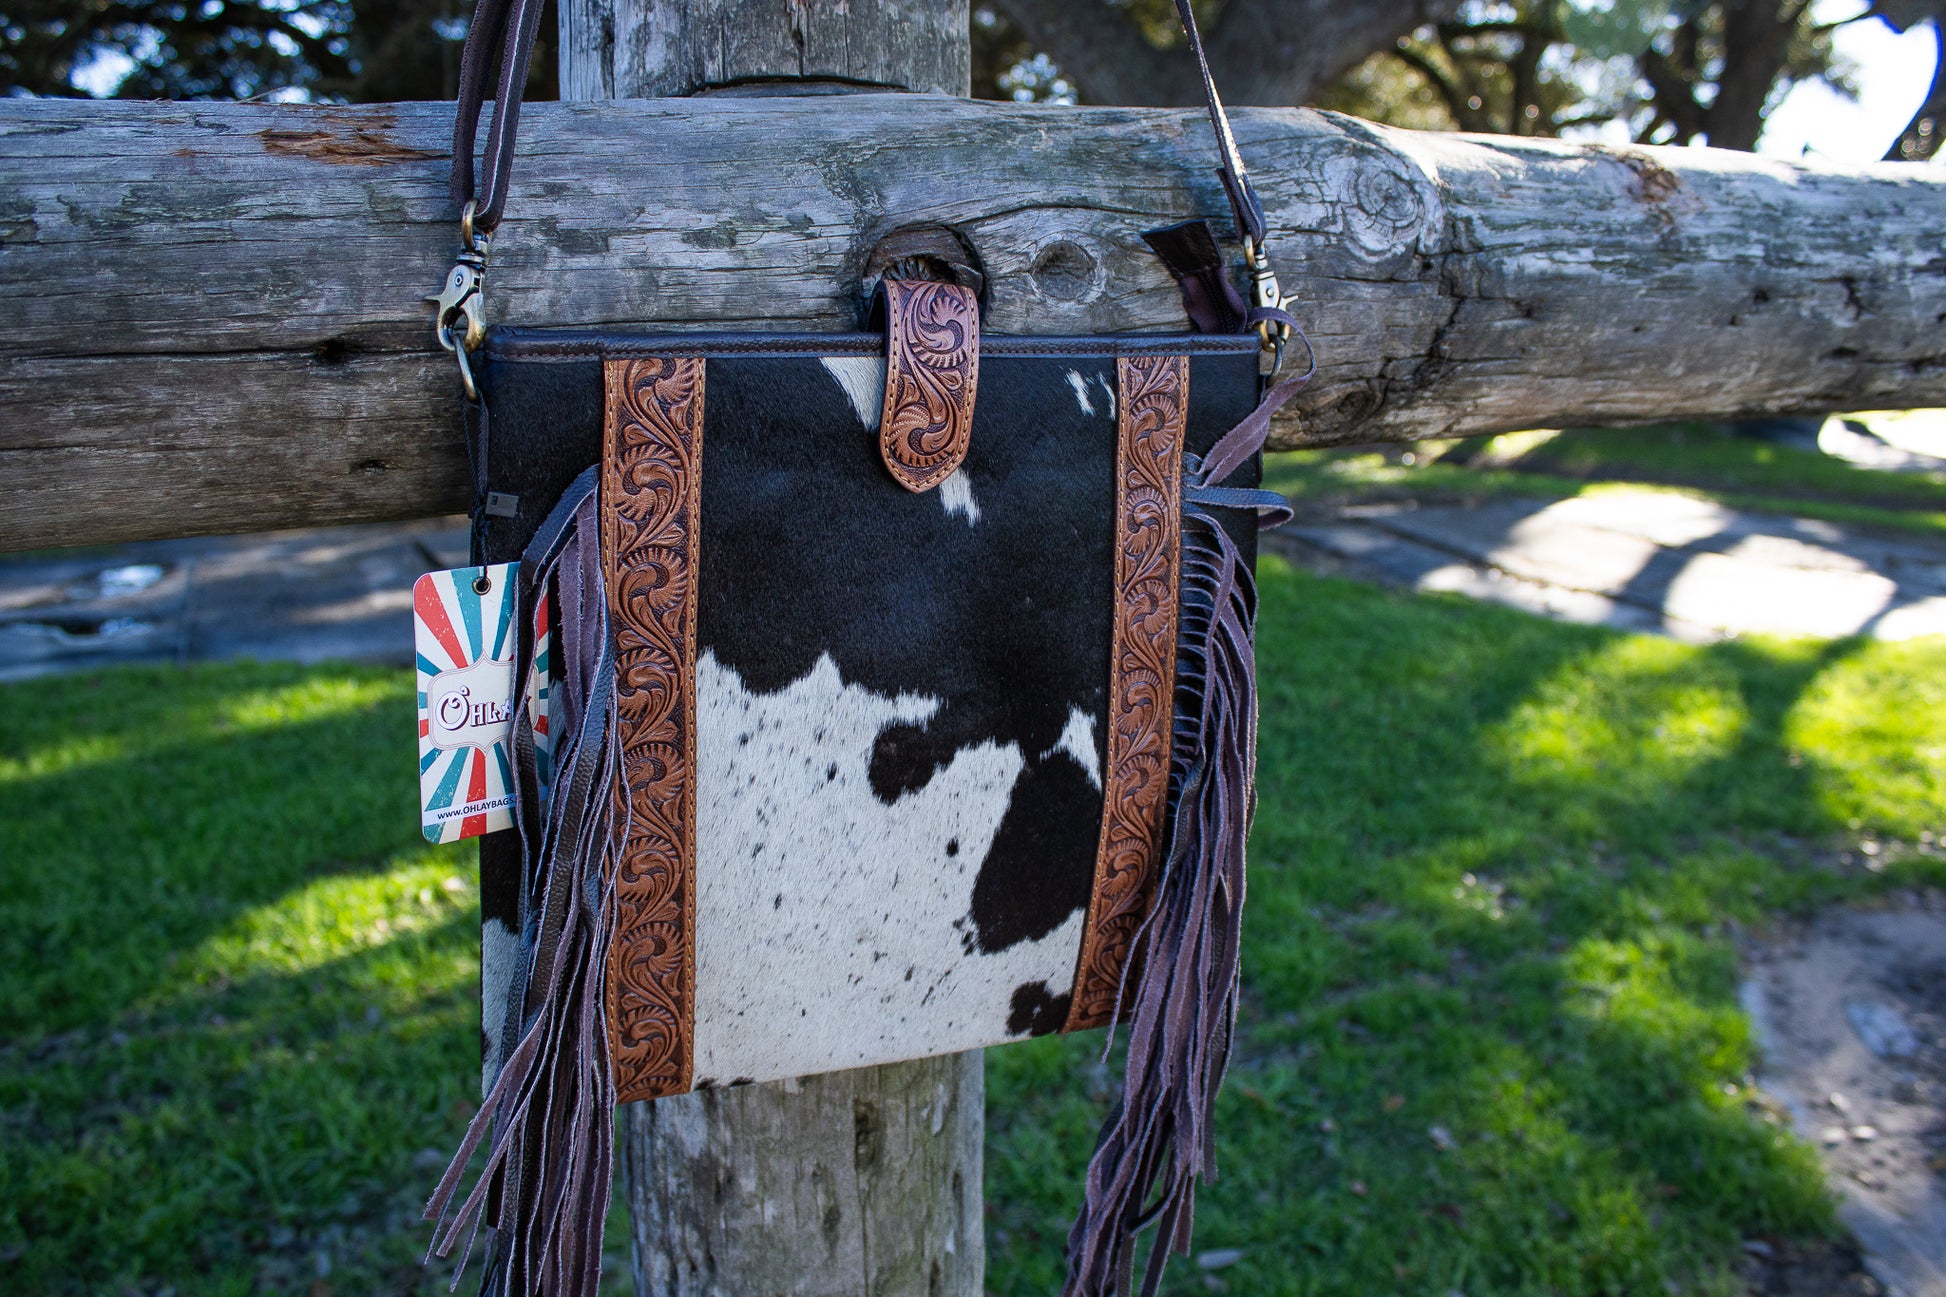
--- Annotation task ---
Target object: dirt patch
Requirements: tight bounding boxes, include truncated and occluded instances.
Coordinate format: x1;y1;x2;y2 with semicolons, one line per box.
1742;894;1946;1297
1740;1234;1884;1295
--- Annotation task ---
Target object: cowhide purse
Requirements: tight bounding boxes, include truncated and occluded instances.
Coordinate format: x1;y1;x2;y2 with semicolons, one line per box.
423;3;1310;1295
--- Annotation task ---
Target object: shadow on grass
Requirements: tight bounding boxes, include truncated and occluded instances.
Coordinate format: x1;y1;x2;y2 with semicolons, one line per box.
0;663;427;1034
1263;426;1946;541
0;905;491;1294
0;662;490;1295
3;596;1940;1297
987;559;1942;1297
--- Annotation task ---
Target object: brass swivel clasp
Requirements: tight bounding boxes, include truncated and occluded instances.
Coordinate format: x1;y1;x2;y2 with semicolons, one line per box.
429;201;491;400
1242;235;1290;376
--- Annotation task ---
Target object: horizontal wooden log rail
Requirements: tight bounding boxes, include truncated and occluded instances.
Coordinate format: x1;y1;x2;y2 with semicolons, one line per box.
3;97;1943;550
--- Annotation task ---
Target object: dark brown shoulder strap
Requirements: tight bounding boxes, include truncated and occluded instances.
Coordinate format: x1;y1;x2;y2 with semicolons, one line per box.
450;0;1267;245
1171;0;1267;249
451;0;548;234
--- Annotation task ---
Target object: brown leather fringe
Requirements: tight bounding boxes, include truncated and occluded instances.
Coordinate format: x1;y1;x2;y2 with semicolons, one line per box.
1064;391;1284;1297
422;356;710;1294
1066;355;1186;1032
424;467;621;1297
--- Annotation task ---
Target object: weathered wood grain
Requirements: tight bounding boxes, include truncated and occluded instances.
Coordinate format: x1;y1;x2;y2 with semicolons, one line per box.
0;352;471;542
4;97;1944;549
560;0;970;99
622;1052;984;1297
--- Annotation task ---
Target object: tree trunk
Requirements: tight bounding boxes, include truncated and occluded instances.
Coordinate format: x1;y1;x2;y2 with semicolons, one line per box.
1698;0;1801;152
985;0;1465;108
557;7;987;1295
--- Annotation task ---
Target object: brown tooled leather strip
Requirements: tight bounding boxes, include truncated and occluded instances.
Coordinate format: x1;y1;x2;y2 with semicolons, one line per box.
877;279;981;493
1064;354;1188;1033
601;356;703;1103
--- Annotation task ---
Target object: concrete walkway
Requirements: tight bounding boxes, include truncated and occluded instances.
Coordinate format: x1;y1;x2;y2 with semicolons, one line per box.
0;519;470;681
1277;488;1946;642
7;484;1946;682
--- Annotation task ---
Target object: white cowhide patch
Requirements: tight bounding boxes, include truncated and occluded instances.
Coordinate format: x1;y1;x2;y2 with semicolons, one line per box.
1044;706;1102;791
1063;368;1117;421
689;650;1086;1086
821;356;981;525
936;469;981;523
821;356;885;429
1065;369;1096;415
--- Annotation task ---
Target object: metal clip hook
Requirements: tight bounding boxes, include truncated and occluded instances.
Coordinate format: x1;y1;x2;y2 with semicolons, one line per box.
429;260;487;354
429;200;491;400
1242;235;1291;375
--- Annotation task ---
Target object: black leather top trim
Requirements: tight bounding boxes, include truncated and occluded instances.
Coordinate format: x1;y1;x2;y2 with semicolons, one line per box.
485;327;1259;362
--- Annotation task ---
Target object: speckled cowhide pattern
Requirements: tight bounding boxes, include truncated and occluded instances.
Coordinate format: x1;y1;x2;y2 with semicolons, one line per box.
687;353;1119;1087
471;334;1260;1097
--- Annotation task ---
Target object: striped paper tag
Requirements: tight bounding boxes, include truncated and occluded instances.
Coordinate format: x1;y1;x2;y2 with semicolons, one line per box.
415;564;519;844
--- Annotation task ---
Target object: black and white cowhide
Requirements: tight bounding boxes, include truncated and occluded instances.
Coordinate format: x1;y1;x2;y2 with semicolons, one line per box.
687;354;1118;1084
475;336;1258;1093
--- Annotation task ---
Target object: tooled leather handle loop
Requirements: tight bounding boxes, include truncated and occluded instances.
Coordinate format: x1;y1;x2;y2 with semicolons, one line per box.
871;279;981;494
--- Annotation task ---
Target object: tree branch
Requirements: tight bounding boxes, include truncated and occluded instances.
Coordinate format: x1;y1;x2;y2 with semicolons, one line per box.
1391;43;1469;125
6;97;1944;549
987;0;1468;106
1639;46;1707;143
1429;23;1502;131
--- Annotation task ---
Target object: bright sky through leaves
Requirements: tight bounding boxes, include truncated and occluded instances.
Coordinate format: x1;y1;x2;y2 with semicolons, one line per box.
1758;0;1938;162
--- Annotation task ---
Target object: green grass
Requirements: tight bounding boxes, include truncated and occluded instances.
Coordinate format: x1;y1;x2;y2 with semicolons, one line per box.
3;572;1942;1294
1265;423;1946;538
986;559;1945;1297
0;665;498;1294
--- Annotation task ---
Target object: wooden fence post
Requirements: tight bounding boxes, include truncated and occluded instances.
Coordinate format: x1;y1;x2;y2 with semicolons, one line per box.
551;4;989;1293
560;0;970;100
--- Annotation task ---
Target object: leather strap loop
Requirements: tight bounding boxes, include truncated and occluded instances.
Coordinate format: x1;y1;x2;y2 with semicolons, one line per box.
451;0;545;233
872;279;981;493
1141;220;1251;335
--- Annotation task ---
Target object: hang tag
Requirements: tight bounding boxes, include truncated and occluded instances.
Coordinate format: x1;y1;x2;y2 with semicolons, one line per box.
415;564;520;844
525;582;555;805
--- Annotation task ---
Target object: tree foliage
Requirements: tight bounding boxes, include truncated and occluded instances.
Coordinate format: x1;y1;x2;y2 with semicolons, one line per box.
2;0;1933;166
984;0;1928;159
1326;0;1860;152
0;0;554;100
